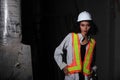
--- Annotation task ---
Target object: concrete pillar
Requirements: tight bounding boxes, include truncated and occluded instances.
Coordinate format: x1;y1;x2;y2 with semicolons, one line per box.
0;0;33;80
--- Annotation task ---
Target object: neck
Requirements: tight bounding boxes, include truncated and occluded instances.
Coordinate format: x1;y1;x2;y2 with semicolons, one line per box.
81;33;87;38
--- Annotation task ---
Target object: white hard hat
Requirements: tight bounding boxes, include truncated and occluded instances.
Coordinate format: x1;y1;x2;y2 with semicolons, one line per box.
77;11;92;22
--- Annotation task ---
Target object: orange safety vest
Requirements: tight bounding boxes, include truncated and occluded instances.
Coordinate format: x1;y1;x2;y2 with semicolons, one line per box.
67;33;96;76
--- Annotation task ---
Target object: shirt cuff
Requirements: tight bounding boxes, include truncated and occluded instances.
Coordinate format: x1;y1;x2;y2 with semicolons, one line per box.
92;65;97;71
59;62;67;70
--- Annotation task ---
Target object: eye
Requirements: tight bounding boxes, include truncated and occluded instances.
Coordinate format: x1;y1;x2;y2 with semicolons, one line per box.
80;24;85;26
87;24;90;27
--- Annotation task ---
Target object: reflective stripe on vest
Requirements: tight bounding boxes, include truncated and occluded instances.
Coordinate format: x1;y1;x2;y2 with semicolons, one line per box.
67;33;96;75
83;38;96;75
67;33;82;74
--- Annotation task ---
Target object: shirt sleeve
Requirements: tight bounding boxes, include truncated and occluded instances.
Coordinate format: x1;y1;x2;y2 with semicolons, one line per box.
54;33;71;70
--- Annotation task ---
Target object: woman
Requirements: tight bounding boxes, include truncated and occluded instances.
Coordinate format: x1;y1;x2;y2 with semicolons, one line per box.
54;11;98;80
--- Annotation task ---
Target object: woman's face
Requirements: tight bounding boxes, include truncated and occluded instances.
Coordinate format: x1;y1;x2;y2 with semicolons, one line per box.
80;21;91;36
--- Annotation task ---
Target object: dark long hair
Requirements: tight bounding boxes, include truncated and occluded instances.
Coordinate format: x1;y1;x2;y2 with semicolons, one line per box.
72;20;98;36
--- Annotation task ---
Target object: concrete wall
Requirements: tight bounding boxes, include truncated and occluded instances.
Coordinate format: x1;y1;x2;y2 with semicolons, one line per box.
0;0;33;80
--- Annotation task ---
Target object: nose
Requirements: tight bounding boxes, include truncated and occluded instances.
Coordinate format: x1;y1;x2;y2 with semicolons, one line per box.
85;26;87;30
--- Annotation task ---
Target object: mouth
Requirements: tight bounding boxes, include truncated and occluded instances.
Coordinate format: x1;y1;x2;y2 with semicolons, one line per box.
84;31;88;33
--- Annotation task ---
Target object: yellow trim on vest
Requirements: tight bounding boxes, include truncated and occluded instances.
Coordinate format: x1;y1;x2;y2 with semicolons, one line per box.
67;33;96;75
83;38;96;75
68;33;82;73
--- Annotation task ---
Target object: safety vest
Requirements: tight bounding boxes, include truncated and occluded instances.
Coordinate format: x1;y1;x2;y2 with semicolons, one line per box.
67;33;96;76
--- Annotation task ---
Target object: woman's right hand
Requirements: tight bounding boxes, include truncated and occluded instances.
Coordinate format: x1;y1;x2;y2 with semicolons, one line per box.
63;66;69;75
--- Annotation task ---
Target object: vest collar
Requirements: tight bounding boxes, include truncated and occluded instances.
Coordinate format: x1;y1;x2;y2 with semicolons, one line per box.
77;33;90;44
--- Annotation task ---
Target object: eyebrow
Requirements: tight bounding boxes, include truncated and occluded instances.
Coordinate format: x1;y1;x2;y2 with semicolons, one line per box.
80;24;90;25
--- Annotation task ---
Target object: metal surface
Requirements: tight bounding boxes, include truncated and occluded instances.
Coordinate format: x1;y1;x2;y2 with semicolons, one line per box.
0;0;21;45
0;0;33;80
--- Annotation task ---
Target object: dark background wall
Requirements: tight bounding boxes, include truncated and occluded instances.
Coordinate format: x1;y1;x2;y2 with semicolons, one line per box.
21;0;120;80
114;0;120;80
